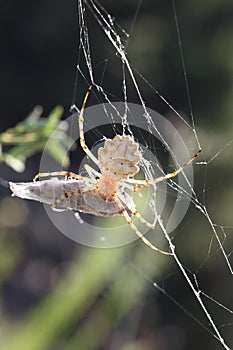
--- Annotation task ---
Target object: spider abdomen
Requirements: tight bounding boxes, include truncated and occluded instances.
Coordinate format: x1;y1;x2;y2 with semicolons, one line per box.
100;158;139;181
98;134;141;181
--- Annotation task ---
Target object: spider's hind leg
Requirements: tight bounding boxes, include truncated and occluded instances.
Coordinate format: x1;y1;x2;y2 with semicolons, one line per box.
118;192;155;229
114;193;171;256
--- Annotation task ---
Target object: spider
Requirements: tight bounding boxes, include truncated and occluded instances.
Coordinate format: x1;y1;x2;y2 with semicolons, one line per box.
34;85;201;255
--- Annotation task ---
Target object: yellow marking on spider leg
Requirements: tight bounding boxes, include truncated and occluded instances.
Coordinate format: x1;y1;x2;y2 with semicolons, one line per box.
133;210;155;229
78;85;99;165
132;184;149;192
122;183;148;193
81;84;93;111
155;149;202;182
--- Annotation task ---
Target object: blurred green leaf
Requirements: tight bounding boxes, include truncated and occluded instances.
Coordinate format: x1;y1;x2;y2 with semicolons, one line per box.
0;106;74;171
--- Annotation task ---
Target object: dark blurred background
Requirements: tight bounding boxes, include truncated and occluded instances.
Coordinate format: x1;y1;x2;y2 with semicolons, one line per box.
0;1;232;350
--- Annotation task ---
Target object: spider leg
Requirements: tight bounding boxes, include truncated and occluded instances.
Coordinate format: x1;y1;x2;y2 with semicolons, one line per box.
79;85;99;166
33;171;96;183
131;210;155;229
125;150;201;187
117;193;155;229
51;184;97;209
84;164;101;179
122;182;149;193
113;193;172;255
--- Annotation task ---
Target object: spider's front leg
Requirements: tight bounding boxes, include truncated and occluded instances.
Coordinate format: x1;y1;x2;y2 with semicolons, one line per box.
78;85;99;166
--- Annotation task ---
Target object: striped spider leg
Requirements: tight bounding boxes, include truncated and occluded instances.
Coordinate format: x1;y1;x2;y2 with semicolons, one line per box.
113;192;172;255
33;85;101;207
124;150;201;189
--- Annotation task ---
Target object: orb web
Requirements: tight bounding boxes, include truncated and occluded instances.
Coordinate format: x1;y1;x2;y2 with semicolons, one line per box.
44;1;233;349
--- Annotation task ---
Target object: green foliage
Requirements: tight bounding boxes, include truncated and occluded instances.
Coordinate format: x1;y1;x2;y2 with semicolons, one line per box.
0;106;74;171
